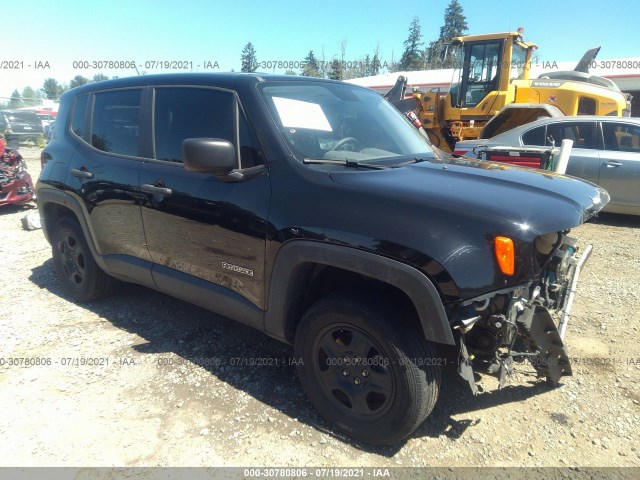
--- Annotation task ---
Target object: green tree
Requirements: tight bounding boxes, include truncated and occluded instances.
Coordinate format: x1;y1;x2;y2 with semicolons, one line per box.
9;89;22;108
284;69;297;76
439;0;468;43
361;55;372;77
371;45;381;76
69;75;90;89
342;54;373;80
425;0;468;68
42;78;64;100
240;42;258;72
327;58;342;80
302;50;321;77
93;74;109;82
398;17;424;71
21;87;38;107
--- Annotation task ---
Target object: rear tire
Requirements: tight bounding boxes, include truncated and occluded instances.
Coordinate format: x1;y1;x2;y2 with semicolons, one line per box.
51;217;114;302
294;293;441;445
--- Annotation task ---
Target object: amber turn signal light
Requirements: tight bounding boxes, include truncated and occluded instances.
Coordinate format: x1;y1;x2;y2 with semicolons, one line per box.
494;236;515;276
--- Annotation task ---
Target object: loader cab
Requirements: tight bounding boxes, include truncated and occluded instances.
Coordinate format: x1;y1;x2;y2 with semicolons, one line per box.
447;31;537;112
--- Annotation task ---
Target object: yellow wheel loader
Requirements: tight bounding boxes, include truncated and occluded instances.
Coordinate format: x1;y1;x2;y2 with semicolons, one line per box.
387;29;632;151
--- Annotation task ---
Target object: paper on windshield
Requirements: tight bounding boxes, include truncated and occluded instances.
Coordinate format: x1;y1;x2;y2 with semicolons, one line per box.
272;97;333;132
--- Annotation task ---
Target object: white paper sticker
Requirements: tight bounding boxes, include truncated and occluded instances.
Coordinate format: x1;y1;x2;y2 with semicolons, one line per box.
272;97;333;132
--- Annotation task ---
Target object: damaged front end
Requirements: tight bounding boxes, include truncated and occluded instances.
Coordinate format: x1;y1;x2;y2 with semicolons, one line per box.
451;230;592;393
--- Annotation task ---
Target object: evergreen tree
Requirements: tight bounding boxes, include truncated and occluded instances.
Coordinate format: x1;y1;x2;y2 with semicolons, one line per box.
42;78;64;100
21;86;38;107
426;0;468;69
371;45;381;76
69;75;90;89
93;74;109;82
9;89;22;108
362;55;372;77
439;0;468;42
399;17;424;71
302;50;321;77
241;42;258;72
328;58;342;80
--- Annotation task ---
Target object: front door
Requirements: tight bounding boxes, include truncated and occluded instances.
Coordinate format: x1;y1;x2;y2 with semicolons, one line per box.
599;121;640;208
138;86;270;310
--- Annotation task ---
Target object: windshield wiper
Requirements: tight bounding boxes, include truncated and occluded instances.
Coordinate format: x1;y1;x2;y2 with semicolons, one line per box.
390;157;432;168
303;158;388;170
390;157;427;168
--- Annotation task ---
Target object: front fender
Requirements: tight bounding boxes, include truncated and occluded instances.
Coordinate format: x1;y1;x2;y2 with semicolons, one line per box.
264;241;455;346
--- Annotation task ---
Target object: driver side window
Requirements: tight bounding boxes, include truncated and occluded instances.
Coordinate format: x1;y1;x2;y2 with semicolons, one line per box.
153;87;234;163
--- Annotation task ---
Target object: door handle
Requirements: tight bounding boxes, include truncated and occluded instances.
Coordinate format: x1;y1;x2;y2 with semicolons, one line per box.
141;184;173;196
70;168;93;179
605;161;623;168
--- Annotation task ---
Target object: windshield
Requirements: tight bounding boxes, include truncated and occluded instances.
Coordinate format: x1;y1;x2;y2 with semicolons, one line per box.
511;41;528;80
260;82;435;163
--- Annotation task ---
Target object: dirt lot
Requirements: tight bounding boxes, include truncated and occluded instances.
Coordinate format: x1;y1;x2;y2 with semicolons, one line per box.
1;147;639;468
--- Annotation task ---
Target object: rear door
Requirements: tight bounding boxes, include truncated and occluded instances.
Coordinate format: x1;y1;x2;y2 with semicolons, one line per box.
522;120;600;183
64;88;152;282
599;121;640;208
138;86;270;313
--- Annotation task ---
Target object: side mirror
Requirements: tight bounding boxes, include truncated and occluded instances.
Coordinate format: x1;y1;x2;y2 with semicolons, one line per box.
182;138;236;176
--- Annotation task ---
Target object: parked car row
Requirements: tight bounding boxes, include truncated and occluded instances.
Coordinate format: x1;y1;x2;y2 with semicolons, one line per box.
454;116;640;216
37;113;56;139
0;110;44;147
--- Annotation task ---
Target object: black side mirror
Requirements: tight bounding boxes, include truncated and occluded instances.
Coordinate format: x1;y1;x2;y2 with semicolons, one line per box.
182;138;236;176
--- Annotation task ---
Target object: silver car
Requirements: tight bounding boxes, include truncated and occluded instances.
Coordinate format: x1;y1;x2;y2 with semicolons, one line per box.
455;116;640;215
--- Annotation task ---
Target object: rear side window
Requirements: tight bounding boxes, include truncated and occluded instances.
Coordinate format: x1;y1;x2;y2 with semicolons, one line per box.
71;95;89;138
154;87;234;163
91;89;142;156
602;122;640;152
522;126;546;146
543;122;595;149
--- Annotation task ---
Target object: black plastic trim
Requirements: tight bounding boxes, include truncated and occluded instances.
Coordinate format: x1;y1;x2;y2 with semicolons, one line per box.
151;264;263;330
102;255;155;289
36;187;68;244
37;188;156;289
265;241;455;346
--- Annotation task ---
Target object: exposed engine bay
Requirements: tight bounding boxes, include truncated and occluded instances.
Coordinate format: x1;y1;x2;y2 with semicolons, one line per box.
452;230;590;393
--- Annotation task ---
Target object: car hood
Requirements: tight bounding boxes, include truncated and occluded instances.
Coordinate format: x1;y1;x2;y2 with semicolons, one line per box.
329;155;609;236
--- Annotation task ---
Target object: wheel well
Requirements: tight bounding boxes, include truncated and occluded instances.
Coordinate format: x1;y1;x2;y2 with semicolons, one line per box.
285;264;422;343
41;202;77;241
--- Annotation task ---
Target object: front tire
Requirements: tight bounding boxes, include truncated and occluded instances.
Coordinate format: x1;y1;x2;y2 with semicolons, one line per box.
294;293;441;445
51;217;114;302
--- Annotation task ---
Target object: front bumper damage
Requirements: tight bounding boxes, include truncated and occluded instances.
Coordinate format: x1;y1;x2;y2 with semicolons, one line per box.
453;238;592;394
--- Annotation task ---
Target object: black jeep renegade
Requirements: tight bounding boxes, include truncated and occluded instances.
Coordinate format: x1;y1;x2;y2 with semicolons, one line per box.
37;73;608;445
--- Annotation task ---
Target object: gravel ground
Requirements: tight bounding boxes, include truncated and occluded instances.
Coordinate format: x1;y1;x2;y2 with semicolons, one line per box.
1;147;639;468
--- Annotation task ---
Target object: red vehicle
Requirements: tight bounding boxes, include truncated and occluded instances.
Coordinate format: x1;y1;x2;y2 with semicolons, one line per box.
0;137;35;207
